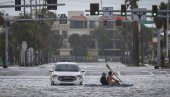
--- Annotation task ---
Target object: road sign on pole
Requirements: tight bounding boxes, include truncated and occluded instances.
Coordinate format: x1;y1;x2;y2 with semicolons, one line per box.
103;7;113;19
133;8;147;21
140;20;154;24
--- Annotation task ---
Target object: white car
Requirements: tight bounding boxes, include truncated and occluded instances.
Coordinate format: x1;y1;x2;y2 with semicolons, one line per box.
49;62;84;85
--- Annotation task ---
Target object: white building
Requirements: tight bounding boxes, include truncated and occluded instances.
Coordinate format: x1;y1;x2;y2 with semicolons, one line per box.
50;11;123;60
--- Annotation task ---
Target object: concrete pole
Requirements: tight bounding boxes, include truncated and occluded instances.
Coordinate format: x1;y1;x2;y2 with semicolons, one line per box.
157;29;161;67
35;0;37;19
24;0;26;16
5;26;8;68
138;22;142;65
30;0;32;17
166;0;170;57
100;0;103;9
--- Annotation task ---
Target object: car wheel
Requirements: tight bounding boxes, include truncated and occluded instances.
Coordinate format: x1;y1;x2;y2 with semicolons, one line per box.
51;80;55;85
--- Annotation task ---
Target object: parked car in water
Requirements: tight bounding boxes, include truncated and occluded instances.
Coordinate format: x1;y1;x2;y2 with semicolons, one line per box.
49;62;85;85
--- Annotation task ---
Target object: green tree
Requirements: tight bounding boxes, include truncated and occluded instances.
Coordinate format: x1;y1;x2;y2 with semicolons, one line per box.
69;34;92;61
69;34;81;61
0;16;4;26
125;0;139;9
8;19;51;64
154;2;167;30
91;26;110;60
48;32;63;54
80;34;92;49
91;26;109;49
154;2;169;49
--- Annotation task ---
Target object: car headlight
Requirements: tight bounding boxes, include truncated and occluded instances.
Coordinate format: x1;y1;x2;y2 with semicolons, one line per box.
52;75;58;78
77;75;83;79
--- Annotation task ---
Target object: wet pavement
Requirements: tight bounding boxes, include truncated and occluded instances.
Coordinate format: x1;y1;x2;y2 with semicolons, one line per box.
0;62;170;97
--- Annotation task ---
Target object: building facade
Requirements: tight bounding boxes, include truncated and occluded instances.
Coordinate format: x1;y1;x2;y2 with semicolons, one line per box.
51;11;123;61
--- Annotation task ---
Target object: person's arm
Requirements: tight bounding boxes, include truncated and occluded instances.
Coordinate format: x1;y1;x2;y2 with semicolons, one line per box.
112;77;122;82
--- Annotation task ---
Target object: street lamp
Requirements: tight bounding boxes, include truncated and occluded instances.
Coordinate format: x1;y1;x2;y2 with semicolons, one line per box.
0;11;9;68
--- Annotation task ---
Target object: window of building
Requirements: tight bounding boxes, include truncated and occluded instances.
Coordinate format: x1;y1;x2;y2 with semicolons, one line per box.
70;20;87;29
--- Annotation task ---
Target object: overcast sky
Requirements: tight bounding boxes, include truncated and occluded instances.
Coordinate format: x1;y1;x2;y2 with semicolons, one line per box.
0;0;168;16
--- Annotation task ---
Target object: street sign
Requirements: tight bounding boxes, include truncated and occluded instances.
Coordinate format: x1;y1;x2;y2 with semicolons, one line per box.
133;8;147;21
103;7;113;19
141;20;154;24
60;14;67;24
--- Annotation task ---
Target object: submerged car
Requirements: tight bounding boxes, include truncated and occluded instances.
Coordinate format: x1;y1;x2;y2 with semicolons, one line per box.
49;62;84;85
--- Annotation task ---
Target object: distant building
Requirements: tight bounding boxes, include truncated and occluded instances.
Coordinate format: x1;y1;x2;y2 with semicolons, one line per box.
51;11;123;60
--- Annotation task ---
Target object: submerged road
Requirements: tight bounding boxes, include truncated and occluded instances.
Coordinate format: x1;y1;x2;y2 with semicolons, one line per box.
0;62;170;97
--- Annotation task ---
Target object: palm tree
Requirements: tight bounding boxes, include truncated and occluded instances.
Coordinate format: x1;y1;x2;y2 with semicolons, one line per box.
125;0;139;10
154;2;168;47
153;2;169;68
123;0;140;65
69;34;81;61
0;16;4;26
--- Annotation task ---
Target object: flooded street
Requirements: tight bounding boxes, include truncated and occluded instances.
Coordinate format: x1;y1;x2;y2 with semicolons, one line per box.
0;62;170;97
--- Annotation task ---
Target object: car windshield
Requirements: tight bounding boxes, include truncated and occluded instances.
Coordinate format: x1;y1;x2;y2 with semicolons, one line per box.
54;64;79;72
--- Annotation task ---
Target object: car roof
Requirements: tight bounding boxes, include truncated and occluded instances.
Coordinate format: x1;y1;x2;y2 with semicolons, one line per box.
55;62;78;65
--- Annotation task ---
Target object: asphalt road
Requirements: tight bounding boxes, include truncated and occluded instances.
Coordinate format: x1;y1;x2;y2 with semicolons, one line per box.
0;62;170;97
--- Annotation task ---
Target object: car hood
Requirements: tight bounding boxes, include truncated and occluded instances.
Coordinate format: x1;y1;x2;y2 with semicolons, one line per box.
53;71;82;76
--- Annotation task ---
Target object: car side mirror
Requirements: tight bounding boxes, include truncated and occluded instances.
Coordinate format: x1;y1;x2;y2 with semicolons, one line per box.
81;70;85;73
49;69;53;72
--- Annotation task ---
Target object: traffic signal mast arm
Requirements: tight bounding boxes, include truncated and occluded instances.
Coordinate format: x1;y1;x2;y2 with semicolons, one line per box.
0;4;65;8
86;9;170;13
86;9;170;18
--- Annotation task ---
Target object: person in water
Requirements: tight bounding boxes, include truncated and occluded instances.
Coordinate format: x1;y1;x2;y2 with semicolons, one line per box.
100;72;108;85
107;71;121;85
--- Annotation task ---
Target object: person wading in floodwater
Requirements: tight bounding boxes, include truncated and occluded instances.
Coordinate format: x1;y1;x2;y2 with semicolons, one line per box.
100;72;108;85
107;71;121;85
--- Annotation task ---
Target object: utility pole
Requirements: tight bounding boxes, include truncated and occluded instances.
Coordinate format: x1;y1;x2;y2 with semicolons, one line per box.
5;24;9;68
157;29;161;68
100;0;103;9
35;0;37;19
24;0;26;16
166;0;169;57
30;0;32;17
3;20;9;68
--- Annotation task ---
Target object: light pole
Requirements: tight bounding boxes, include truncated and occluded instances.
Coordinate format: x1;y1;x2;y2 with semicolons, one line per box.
24;0;26;16
100;0;103;9
4;21;9;68
0;11;9;68
166;0;169;58
30;0;33;17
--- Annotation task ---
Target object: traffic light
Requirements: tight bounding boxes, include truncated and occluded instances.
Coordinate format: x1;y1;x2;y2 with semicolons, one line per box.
60;14;67;24
103;19;107;26
15;0;21;11
90;3;99;15
121;4;126;16
47;0;57;10
116;17;122;26
152;5;157;17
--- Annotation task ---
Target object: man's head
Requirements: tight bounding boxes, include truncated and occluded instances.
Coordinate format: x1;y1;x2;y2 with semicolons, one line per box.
108;71;112;76
102;72;106;77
